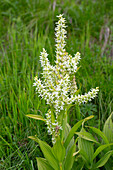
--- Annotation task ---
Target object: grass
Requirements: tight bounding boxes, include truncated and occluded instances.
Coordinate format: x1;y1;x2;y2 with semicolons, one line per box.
0;0;113;169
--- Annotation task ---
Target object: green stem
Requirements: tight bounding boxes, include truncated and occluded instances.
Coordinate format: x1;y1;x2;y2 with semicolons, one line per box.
75;104;81;120
61;108;67;141
51;107;55;123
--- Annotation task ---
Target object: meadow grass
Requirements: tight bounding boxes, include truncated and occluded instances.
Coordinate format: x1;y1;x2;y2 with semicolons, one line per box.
0;0;113;169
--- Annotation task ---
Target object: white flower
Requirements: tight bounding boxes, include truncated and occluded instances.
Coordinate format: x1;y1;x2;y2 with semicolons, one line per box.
33;14;99;138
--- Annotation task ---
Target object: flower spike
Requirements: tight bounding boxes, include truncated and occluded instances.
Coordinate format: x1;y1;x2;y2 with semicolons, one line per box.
33;14;99;139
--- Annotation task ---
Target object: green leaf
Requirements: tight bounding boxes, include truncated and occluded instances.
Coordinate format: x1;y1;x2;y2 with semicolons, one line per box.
36;157;54;170
61;112;67;141
72;157;85;170
73;150;80;156
75;131;98;144
52;137;65;162
64;119;83;149
87;126;109;144
104;158;113;170
94;150;113;168
64;115;94;149
78;128;94;165
103;112;113;144
92;143;113;161
75;104;81;120
64;123;72;141
64;144;76;170
64;123;74;154
26;114;46;121
38;139;60;169
28;136;39;143
28;136;59;169
84;115;94;122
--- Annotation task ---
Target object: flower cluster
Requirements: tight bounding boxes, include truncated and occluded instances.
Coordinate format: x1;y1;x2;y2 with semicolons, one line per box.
45;110;62;133
33;14;99;137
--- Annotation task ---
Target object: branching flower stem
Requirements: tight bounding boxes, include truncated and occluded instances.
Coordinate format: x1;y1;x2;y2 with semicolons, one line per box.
33;14;99;143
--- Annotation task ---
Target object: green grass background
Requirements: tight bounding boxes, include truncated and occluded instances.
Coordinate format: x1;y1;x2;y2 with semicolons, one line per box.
0;0;113;169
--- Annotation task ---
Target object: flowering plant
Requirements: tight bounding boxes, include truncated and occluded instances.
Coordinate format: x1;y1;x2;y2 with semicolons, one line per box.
30;14;99;143
26;14;113;170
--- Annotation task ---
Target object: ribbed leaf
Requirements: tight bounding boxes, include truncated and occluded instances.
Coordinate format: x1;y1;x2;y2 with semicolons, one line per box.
104;159;113;170
64;144;76;170
87;126;109;144
94;150;113;168
103;112;113;144
36;158;54;170
38;139;60;169
72;158;85;170
28;136;39;143
64;123;74;154
52;137;65;162
75;104;81;120
92;143;113;161
75;131;98;144
61;112;67;141
64;123;72;141
78;128;94;165
64;119;83;149
26;114;45;121
64;115;94;149
28;136;59;169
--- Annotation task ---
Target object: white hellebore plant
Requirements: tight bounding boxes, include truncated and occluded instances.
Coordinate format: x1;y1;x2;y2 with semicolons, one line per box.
26;15;112;170
33;14;99;143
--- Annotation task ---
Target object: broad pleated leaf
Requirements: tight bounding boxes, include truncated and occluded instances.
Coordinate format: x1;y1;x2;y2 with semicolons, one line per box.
78;128;94;165
92;143;113;161
94;150;113;168
64;144;76;170
64;119;83;149
38;138;59;169
26;114;45;121
88;126;109;144
103;112;113;144
36;157;53;170
64;115;94;149
28;136;59;169
64;123;74;154
75;131;98;144
52;137;65;162
72;157;85;170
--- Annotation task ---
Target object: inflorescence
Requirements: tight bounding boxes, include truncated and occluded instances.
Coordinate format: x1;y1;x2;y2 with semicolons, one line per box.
33;14;99;139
